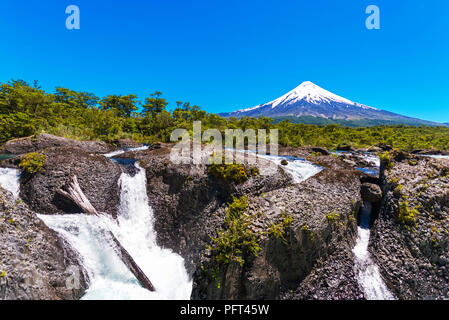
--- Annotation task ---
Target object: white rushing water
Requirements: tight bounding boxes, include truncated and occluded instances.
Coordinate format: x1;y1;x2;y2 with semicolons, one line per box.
103;146;149;158
258;154;323;184
421;155;449;160
0;167;21;198
353;202;394;300
38;163;192;300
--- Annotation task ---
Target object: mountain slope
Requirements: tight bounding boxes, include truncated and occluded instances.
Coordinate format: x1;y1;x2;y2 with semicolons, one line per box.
219;81;441;126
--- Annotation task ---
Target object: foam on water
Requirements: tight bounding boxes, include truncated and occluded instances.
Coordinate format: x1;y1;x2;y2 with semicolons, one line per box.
0;168;21;198
39;163;192;300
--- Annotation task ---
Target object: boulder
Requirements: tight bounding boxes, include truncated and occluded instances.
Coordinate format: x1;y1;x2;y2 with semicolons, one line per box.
0;133;113;155
376;143;392;151
19;146;122;217
0;188;88;300
361;183;382;203
371;156;449;299
113;138;142;149
337;145;353;152
311;147;330;156
117;145;292;277
367;146;383;153
411;149;449;156
193;166;363;300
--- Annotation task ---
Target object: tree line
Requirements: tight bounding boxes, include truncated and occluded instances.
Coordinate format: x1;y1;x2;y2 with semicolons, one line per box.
1;79;449;151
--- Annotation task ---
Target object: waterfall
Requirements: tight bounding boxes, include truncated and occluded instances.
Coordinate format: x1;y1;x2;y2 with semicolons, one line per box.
38;163;192;300
353;202;394;300
0;168;20;198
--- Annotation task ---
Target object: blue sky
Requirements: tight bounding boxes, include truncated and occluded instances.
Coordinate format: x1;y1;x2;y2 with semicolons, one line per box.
0;0;448;122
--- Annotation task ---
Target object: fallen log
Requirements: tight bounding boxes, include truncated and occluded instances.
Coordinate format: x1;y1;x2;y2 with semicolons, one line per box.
108;231;155;292
56;175;98;215
57;175;155;292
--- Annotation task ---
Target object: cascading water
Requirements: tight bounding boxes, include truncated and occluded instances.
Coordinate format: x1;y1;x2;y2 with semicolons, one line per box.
0;146;391;300
231;148;322;184
0;168;20;198
258;154;322;183
38;162;192;300
353;202;394;300
103;146;150;158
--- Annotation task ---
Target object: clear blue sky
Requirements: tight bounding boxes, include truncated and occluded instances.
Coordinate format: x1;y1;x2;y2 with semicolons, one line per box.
1;0;448;122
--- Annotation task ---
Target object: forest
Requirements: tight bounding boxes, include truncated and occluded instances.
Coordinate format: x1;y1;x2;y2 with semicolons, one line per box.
1;79;449;151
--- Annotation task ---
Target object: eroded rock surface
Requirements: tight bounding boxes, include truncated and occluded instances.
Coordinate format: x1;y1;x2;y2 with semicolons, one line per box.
119;145;365;299
0;133;113;155
0;188;87;300
371;154;449;299
20;147;122;217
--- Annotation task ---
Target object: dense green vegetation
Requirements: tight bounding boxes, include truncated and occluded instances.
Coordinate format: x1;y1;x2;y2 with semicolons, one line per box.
207;196;261;287
1;79;449;151
268;212;293;245
398;200;418;225
208;155;260;185
272;115;438;127
19;152;46;174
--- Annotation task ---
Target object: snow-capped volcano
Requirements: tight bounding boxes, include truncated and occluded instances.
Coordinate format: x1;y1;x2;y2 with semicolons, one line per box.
249;81;374;111
219;81;440;126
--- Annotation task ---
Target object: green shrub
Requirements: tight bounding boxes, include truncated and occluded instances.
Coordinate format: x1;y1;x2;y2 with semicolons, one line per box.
398;200;418;225
326;210;340;222
19;152;46;174
268;212;293;245
379;151;394;170
207;196;261;286
207;156;259;184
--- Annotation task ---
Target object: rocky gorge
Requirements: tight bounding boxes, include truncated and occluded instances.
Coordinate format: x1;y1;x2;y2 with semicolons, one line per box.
1;133;448;300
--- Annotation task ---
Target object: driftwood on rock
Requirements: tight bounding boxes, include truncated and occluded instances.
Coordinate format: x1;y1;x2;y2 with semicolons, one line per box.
56;175;98;215
57;175;155;292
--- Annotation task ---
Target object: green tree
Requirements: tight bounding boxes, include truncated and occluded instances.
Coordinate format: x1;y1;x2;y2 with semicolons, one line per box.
100;94;138;118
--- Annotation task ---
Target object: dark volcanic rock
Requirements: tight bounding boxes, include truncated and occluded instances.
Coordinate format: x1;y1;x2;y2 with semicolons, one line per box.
118;145;292;279
194;166;363;300
0;133;113;154
337;145;353;152
112;138;143;149
0;188;87;300
311;147;330;156
20;146;122;217
367;146;382;153
376;143;392;151
411;149;449;156
361;183;382;203
283;247;364;300
371;155;449;299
